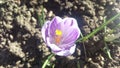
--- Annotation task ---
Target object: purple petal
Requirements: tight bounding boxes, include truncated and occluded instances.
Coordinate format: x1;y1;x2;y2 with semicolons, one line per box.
62;28;79;43
60;18;80;48
61;17;80;38
41;21;50;42
53;44;76;56
62;17;79;27
48;16;62;37
59;40;75;49
63;18;74;26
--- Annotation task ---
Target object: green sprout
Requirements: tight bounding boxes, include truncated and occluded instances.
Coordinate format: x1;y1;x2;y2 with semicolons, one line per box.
38;6;45;27
77;13;120;42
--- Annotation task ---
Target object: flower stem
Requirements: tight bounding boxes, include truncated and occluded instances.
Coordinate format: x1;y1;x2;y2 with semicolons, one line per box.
42;53;54;68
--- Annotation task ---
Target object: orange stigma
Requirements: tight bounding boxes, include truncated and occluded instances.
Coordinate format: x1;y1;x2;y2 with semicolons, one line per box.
55;36;61;44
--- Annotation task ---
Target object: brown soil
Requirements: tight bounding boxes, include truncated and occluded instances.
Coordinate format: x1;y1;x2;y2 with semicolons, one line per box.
0;0;120;68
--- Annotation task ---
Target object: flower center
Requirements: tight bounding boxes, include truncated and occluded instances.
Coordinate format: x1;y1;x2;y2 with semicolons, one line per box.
55;29;62;36
55;29;62;44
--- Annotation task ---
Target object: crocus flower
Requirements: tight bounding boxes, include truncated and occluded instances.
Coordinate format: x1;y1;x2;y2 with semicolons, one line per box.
42;16;81;56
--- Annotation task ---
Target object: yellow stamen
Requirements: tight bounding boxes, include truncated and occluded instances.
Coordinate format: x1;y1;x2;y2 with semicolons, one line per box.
55;29;62;36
